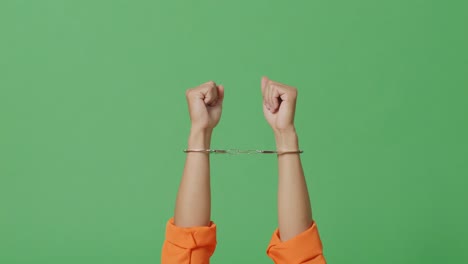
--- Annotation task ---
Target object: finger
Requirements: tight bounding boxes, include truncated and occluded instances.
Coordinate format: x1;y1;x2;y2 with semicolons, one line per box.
203;81;218;105
201;80;216;87
271;86;280;112
262;102;270;115
268;79;297;102
269;84;277;113
265;79;272;111
261;76;268;94
261;76;269;109
186;81;214;99
269;82;278;113
215;85;224;106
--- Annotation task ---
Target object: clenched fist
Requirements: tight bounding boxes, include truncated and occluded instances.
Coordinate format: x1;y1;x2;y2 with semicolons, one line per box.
185;81;225;131
261;76;298;134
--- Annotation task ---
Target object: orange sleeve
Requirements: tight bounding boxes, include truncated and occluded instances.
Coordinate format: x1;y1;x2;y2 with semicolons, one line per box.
266;222;326;264
161;218;217;264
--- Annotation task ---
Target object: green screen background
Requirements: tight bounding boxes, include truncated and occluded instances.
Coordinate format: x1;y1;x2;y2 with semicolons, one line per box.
1;1;467;263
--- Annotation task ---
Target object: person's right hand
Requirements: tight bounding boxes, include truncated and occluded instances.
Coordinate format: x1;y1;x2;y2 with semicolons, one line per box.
185;81;224;131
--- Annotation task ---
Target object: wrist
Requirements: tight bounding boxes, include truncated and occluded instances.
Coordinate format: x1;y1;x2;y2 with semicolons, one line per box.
274;129;299;150
188;127;213;149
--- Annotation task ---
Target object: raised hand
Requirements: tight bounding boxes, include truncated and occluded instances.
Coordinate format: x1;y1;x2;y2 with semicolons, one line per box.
260;76;298;134
260;76;313;244
186;81;225;132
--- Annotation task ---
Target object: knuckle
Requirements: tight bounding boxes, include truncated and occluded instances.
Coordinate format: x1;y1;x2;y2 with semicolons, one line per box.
186;88;200;99
290;89;298;99
292;87;298;95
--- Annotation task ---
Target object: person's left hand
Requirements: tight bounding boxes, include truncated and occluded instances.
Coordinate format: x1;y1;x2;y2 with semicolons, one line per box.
261;76;298;134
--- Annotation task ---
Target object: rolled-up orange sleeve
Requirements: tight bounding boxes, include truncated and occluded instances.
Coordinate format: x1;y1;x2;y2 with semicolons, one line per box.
161;218;217;264
266;222;326;264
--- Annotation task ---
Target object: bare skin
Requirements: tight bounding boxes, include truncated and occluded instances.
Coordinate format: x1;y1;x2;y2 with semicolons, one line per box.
261;76;313;241
174;81;224;227
174;77;313;242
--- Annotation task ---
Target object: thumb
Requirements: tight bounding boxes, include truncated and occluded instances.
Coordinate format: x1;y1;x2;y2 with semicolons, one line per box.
261;76;268;94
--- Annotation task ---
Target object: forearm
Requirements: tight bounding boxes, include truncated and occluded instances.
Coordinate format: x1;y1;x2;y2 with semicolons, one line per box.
174;128;212;227
276;130;312;241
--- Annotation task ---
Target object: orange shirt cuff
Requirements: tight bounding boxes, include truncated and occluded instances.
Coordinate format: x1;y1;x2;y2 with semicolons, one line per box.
267;222;325;264
165;218;217;249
